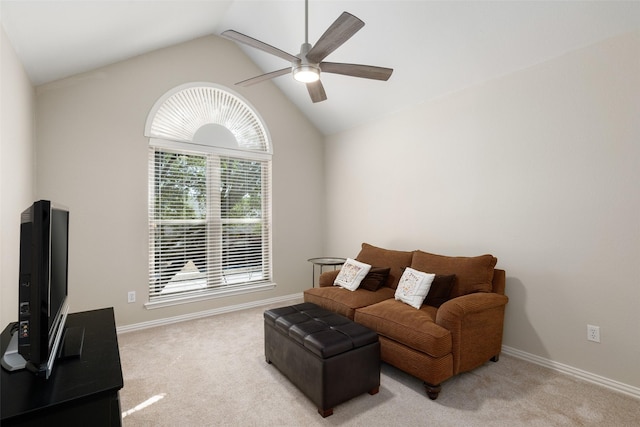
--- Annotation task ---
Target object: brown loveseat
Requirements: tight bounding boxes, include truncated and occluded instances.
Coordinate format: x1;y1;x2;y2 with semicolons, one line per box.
303;243;508;399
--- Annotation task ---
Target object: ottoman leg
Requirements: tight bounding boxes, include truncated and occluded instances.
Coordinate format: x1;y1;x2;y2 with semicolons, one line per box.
318;408;333;418
318;386;377;417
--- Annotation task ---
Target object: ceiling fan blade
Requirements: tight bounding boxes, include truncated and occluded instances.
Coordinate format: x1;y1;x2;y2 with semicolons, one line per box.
306;12;364;63
306;80;327;103
236;68;291;87
222;30;299;63
320;62;393;81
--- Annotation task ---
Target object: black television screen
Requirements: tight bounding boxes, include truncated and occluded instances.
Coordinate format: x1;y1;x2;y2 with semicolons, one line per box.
16;200;70;379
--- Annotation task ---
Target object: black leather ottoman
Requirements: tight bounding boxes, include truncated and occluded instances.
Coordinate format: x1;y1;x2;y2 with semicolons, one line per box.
264;302;380;417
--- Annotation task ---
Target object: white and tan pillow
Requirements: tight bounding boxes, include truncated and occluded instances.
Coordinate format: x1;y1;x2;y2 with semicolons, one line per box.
334;258;372;291
394;267;436;309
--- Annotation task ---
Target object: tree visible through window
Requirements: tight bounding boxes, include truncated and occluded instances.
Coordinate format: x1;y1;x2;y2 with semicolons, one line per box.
145;83;273;304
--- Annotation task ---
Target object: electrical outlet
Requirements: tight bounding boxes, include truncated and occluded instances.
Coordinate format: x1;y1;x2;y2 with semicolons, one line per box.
128;291;136;303
587;324;600;343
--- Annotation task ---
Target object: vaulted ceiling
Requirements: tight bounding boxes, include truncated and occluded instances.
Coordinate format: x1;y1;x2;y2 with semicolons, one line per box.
2;1;639;135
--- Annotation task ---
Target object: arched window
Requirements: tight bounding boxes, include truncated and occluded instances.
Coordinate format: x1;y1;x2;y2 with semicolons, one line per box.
145;83;273;307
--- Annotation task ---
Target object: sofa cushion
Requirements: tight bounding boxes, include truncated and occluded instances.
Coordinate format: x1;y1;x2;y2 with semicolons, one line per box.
333;258;371;291
355;299;452;358
355;243;413;289
424;274;456;308
359;267;391;291
394;267;435;309
304;286;395;320
411;251;497;298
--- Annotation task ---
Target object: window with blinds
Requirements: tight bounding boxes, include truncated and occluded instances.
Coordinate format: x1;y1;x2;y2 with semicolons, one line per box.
149;148;271;300
145;83;273;306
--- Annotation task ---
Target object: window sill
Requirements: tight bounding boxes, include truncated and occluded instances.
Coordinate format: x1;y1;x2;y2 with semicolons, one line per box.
144;282;276;310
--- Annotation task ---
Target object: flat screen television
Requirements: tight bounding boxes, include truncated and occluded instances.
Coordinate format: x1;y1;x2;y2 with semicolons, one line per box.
1;200;71;379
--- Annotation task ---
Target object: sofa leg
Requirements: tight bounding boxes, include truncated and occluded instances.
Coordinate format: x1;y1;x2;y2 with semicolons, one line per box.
490;354;500;362
424;382;441;400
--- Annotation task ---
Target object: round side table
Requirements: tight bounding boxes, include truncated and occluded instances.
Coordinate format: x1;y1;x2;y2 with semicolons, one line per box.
307;257;346;287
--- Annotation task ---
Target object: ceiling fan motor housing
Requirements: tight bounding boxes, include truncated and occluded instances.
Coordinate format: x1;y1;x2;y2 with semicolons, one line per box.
293;43;321;83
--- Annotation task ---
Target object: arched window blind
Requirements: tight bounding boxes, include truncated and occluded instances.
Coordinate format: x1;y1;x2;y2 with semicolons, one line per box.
145;83;273;307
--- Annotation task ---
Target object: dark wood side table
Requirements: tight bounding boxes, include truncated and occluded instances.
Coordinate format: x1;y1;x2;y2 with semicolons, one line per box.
307;257;346;286
1;307;124;427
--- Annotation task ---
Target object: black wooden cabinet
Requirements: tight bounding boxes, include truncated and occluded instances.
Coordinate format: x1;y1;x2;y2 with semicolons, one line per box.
1;308;124;426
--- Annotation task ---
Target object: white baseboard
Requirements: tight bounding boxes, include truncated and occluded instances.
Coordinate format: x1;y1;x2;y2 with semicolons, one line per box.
117;292;303;334
502;345;640;400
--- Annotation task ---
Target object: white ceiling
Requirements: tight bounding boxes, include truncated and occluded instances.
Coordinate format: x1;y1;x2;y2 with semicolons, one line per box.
2;1;639;135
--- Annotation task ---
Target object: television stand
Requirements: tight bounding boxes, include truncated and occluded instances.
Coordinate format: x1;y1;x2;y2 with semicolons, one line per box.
1;308;123;427
1;325;85;374
58;326;85;359
0;330;27;371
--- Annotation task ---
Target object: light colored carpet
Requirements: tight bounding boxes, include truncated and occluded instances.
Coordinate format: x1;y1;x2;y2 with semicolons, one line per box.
118;300;639;426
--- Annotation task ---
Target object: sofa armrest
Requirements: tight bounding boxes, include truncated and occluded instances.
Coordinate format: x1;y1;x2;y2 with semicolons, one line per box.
318;270;340;287
436;292;508;375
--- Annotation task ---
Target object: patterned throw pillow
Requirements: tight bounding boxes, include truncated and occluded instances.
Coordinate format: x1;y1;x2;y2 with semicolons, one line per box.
394;267;436;309
334;258;372;291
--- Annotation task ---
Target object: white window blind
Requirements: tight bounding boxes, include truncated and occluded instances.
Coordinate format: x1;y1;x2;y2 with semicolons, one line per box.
145;83;273;306
148;147;272;300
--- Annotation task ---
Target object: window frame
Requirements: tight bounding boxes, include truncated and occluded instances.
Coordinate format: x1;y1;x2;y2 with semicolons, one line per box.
144;84;274;309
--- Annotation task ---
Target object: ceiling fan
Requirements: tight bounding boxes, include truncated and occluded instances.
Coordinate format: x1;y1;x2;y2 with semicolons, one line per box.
221;0;393;103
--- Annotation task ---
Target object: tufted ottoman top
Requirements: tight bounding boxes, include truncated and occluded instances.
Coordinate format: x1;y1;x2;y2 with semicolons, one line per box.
264;302;378;359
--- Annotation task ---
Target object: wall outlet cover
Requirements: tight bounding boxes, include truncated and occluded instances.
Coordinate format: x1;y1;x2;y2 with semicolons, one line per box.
587;324;600;343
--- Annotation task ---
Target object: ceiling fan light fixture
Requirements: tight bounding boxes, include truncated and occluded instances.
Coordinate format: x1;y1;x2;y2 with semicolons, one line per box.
293;64;320;83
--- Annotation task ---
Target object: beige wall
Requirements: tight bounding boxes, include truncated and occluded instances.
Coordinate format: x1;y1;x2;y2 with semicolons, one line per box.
0;26;36;327
34;35;325;327
324;31;640;389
